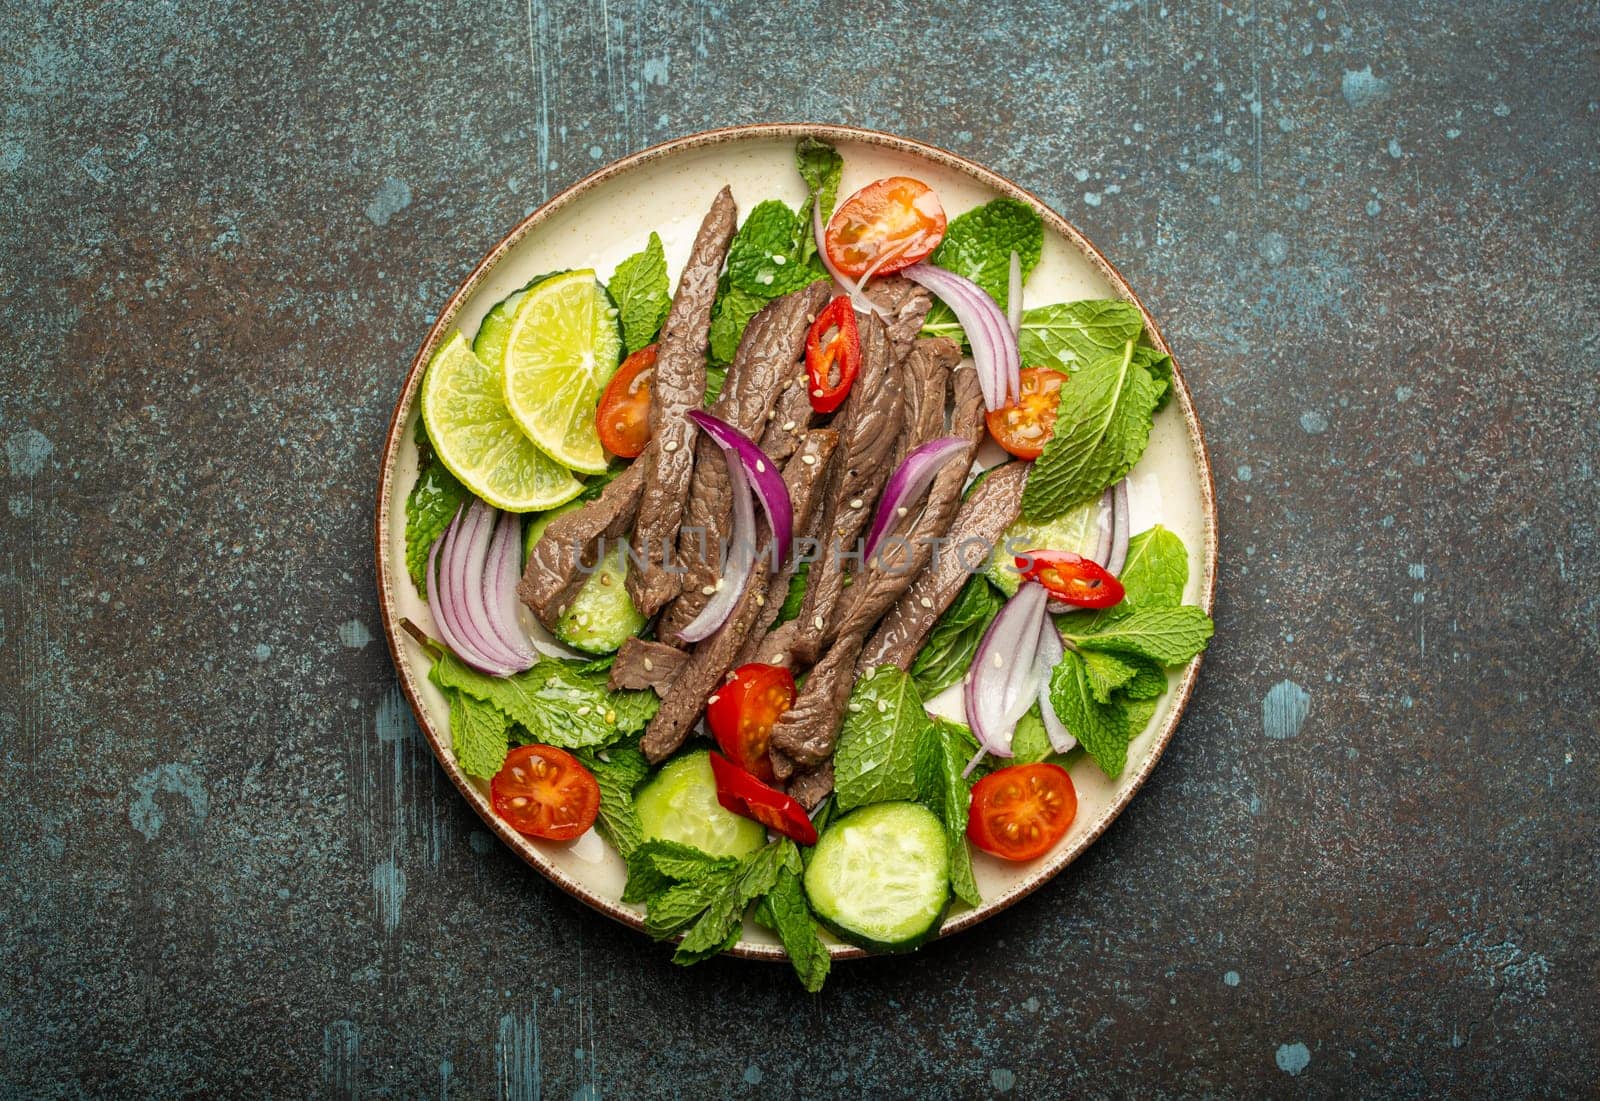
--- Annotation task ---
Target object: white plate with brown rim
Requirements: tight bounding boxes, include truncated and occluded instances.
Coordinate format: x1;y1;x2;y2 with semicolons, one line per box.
374;123;1218;962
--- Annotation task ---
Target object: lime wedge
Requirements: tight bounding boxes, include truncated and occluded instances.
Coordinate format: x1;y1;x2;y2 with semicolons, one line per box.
420;332;585;512
501;270;624;475
985;493;1107;596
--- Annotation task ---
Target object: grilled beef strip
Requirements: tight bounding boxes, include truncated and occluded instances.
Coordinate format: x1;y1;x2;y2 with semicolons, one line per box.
518;454;648;627
856;459;1030;674
894;337;960;464
785;758;835;811
626;187;738;617
770;366;988;776
786;312;904;665
658;281;830;641
756;371;817;465
862;275;933;359
608;638;689;695
640;430;838;763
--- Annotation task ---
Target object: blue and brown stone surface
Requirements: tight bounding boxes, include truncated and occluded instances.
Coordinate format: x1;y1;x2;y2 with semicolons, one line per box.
2;1;1596;1096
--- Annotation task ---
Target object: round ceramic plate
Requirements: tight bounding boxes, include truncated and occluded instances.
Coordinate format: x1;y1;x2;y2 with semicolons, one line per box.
375;124;1217;961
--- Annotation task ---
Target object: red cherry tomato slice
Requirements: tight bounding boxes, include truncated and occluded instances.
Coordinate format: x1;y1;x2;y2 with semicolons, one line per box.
595;343;656;458
1014;549;1126;608
985;366;1067;460
706;663;796;783
967;763;1077;861
823;176;947;280
708;751;817;845
804;296;861;414
491;745;601;840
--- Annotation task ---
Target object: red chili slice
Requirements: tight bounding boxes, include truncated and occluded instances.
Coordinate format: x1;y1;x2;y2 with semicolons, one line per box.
1014;549;1126;609
707;751;817;845
804;296;861;414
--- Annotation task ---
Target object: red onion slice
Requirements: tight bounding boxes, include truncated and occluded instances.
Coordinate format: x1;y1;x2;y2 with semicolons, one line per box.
964;581;1049;759
685;410;792;561
862;435;969;562
1006;250;1023;339
484;509;539;667
677;451;757;644
427;524;516;676
1034;617;1077;754
902;263;1020;411
451;500;528;670
1105;478;1131;577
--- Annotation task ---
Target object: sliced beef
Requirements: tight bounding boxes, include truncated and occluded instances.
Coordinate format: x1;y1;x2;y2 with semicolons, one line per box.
787;313;903;664
626;187;738;617
608;638;688;695
640;430;838;763
769;367;988;773
858;460;1028;673
894;337;960;465
785;755;835;811
659;281;830;640
757;370;816;464
863;275;933;359
518;456;647;627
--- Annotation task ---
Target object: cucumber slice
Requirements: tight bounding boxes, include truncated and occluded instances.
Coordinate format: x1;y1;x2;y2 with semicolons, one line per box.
803;802;950;952
521;501;645;655
634;750;766;859
473;271;570;370
984;494;1108;597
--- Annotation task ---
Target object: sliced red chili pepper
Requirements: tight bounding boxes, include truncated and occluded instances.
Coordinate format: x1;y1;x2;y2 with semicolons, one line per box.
804;296;861;414
707;751;818;845
1014;550;1127;609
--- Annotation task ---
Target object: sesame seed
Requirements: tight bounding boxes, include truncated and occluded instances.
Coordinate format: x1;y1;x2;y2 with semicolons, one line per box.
919;597;934;609
708;694;721;706
896;506;908;517
715;578;725;591
755;594;765;606
577;705;592;716
848;702;862;713
812;388;824;398
802;454;817;465
663;440;678;453
993;653;1004;668
755;459;765;473
782;420;796;431
643;657;654;671
701;585;716;596
771;253;787;265
599;574;612;587
771;652;785;664
605;709;616;723
877;699;889;713
849;497;863;508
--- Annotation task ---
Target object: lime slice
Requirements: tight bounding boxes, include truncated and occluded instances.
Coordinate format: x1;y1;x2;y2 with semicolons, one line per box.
501;270;624;474
984;493;1107;596
420;332;585;512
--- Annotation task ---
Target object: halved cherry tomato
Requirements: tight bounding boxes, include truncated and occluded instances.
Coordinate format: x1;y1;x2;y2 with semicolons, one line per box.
823;176;947;279
595;343;656;458
1015;549;1126;608
708;751;817;845
491;744;601;840
967;763;1077;861
805;296;861;414
985;366;1067;460
706;663;796;782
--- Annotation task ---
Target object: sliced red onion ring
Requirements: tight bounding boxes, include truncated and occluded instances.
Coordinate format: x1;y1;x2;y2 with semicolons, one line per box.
426;518;517;676
862;435;969;562
964;581;1049;759
678;452;756;644
902;262;1020;411
484;509;539;667
812;200;891;321
1034;617;1077;754
685;411;792;561
452;500;527;670
1105;478;1131;577
1006;250;1023;339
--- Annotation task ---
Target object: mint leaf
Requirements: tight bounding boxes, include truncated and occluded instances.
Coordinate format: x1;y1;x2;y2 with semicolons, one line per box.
909;575;1003;698
1016;299;1143;370
760;865;831;991
448;689;511;779
577;741;650;858
796;137;843;265
703;364;728;405
1068;606;1215;666
708;283;766;366
645;880;731;936
607;684;661;736
430;654;629;750
1119;655;1169;700
834;666;933;811
726;201;826;299
1008;704;1051;764
1124;696;1160;740
1058;524;1190;637
1021;341;1162;521
622;839;738;904
673;840;790;964
775;560;809;625
1049;652;1132;777
1133;344;1175;412
404;443;468;593
927;198;1043;317
607;232;670;354
1080;649;1139;703
915;718;982;907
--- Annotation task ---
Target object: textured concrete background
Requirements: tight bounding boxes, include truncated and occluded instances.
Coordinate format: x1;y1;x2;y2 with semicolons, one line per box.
2;0;1597;1096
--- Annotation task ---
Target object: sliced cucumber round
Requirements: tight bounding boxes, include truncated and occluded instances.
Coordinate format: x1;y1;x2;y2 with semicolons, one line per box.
984;494;1108;597
472;271;571;370
803;802;950;952
635;750;766;859
521;500;644;655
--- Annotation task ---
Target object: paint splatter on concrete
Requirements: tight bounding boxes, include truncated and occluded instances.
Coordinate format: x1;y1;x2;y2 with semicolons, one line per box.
1299;411;1329;434
128;763;209;840
323;1020;361;1098
742;1065;763;1085
1263;681;1312;739
991;1068;1016;1092
1276;1043;1311;1076
1224;970;1241;987
365;177;412;226
5;429;53;476
497;1009;541;1101
338;619;373;648
372;856;406;933
1341;67;1391;108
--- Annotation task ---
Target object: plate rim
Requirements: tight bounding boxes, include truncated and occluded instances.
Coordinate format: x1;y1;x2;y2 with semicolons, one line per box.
373;122;1219;962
